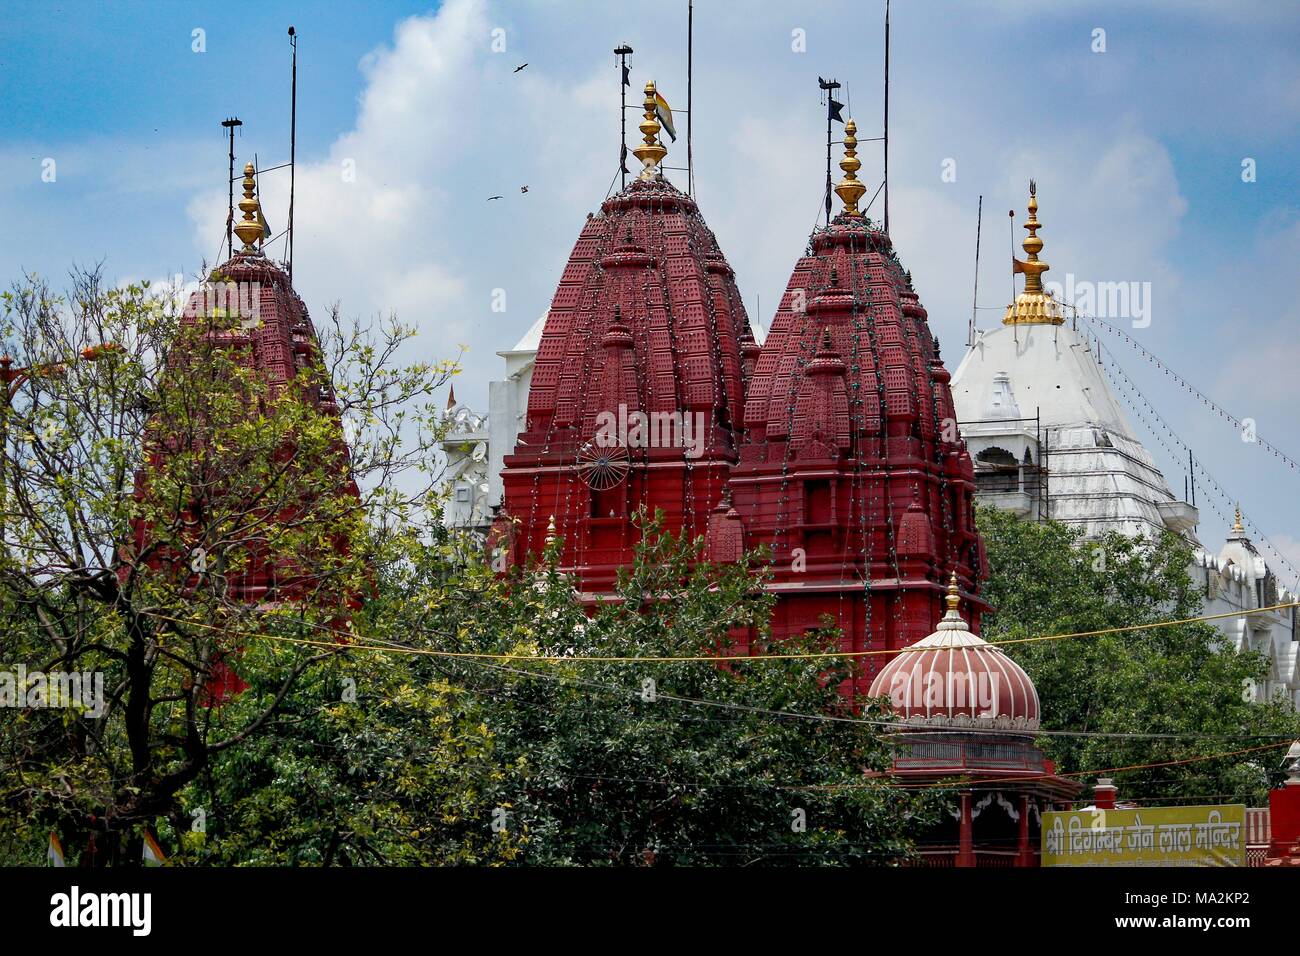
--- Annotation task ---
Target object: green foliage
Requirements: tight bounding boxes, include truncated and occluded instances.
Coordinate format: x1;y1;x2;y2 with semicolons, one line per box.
362;513;936;866
0;269;454;865
174;649;522;866
152;514;935;867
977;506;1300;804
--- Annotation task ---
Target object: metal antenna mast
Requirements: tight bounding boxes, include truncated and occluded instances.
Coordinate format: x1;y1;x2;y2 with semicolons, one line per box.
287;26;298;279
221;117;243;260
969;195;983;347
615;44;634;190
687;0;694;197
818;77;842;226
883;0;891;233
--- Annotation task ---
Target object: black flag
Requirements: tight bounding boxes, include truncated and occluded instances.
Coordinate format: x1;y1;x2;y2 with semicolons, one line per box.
622;64;631;87
620;144;630;174
829;98;845;123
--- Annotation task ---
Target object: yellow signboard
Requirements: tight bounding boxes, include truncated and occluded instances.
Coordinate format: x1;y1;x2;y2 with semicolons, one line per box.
1041;804;1246;867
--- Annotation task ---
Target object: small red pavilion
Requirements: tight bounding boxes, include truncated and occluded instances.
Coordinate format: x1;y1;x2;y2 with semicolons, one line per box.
869;575;1080;866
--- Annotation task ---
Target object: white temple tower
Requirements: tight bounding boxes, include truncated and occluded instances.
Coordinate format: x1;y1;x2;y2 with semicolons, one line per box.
952;183;1298;707
952;183;1197;540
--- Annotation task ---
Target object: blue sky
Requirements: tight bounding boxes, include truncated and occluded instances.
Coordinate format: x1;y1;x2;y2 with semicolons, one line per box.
3;0;1300;574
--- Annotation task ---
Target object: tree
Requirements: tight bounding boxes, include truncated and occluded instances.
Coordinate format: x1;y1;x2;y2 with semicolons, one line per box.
0;267;454;865
171;636;525;866
977;506;1299;805
372;514;938;866
138;508;935;867
173;514;935;866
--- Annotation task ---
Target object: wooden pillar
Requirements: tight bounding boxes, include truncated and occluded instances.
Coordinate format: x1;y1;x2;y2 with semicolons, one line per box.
956;791;975;868
1016;794;1035;867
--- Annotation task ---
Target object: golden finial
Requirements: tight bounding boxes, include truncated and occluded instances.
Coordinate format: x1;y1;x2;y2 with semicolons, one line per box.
1232;504;1244;535
834;119;866;217
945;571;961;613
233;162;264;254
1003;180;1063;326
1020;180;1047;293
545;514;558;546
632;80;667;182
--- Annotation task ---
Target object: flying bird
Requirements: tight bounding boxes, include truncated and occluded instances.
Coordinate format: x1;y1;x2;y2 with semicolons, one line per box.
514;63;528;73
520;185;529;193
487;195;503;201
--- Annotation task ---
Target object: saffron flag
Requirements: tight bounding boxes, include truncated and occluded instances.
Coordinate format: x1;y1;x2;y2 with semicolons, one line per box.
48;832;65;867
256;201;272;241
654;90;677;142
142;830;166;867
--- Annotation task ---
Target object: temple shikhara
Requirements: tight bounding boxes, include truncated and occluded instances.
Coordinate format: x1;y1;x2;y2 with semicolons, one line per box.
733;118;982;690
499;82;755;593
496;92;981;697
951;185;1300;708
125;163;358;702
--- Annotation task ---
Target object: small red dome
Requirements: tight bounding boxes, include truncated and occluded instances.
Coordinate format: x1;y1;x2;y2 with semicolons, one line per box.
868;577;1039;730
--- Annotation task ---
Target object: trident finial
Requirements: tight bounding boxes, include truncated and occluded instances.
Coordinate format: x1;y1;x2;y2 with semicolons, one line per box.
233;162;264;254
834;119;866;217
632;80;667;181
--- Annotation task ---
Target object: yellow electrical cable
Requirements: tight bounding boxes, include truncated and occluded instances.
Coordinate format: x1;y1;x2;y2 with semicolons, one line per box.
140;599;1300;664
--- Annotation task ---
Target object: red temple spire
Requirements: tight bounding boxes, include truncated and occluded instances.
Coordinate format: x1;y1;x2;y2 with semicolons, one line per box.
731;124;985;695
500;85;752;590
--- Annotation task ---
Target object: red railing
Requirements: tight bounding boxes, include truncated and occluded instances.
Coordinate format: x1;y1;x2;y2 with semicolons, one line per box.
906;847;1028;868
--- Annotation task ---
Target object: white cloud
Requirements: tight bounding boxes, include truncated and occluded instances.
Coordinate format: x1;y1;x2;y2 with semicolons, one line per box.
188;0;491;356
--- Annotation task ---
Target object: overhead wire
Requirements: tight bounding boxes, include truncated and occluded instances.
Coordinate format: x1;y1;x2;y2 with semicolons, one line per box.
140;596;1300;665
139;605;1300;743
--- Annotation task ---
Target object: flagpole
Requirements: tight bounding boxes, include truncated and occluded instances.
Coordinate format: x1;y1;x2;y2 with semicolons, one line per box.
968;194;982;348
687;0;694;198
221;117;243;260
826;95;832;225
884;0;891;234
287;26;298;280
818;77;841;226
616;44;633;191
254;151;262;252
